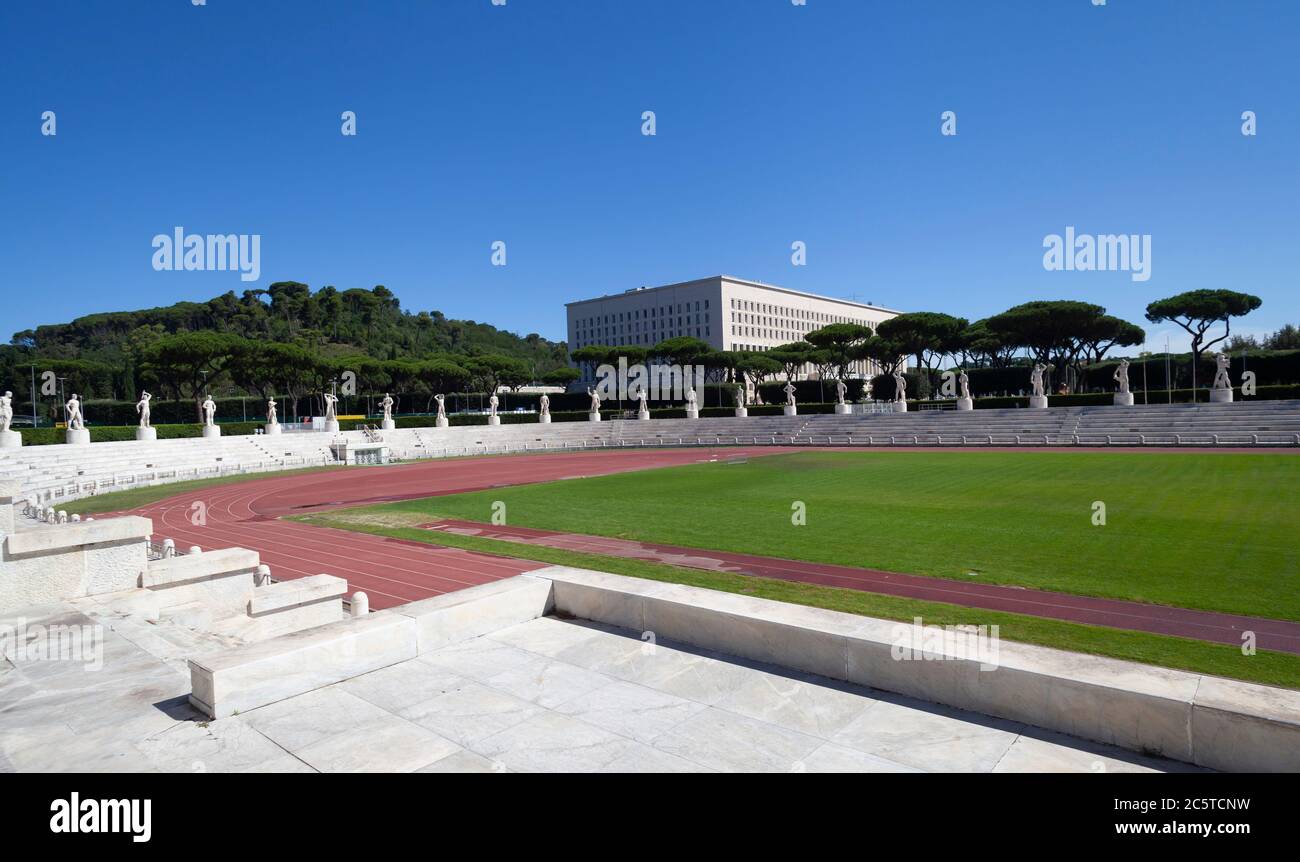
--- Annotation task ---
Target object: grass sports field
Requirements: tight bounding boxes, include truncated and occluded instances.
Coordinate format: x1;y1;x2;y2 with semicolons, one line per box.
345;450;1299;621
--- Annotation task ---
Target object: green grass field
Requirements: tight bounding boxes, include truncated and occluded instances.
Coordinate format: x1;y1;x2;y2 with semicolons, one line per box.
359;450;1300;621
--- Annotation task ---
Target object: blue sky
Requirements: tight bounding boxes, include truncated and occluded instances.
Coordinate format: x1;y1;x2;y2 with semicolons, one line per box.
2;0;1296;351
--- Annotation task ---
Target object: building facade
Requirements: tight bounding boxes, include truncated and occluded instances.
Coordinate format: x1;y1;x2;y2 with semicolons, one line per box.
565;275;901;381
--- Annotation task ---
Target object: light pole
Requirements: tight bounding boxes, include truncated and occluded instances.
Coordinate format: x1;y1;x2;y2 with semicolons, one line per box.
27;364;38;428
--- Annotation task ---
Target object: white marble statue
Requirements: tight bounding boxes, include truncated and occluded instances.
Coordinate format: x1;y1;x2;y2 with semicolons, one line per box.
1113;359;1131;394
0;391;13;433
734;384;745;407
783;381;797;407
686;387;697;408
1030;364;1047;399
201;396;217;427
958;369;971;400
1212;353;1232;390
65;394;85;430
136;391;152;428
435;393;446;418
488;394;499;416
835;379;848;405
267;399;278;424
539;394;550;416
587;386;601;412
380;393;394;420
322;393;338;422
636;388;648;412
892;371;907;402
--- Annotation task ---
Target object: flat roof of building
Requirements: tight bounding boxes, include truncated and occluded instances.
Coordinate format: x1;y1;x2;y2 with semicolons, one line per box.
565;275;902;315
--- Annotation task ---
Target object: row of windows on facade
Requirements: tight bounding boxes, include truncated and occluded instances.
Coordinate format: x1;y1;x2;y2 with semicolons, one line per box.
573;326;712;348
573;299;710;331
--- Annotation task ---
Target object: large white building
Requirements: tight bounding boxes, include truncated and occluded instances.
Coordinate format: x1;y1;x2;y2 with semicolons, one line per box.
565;275;901;380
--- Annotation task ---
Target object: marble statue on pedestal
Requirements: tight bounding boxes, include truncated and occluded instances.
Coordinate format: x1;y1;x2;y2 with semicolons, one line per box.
539;394;550;416
435;394;446;419
381;394;394;421
835;379;848;405
588;387;601;412
1113;359;1131;394
636;389;648;413
488;394;499;416
66;395;85;430
267;399;278;424
136;391;152;427
201;396;217;426
783;382;797;406
959;370;971;400
686;388;697;408
734;385;745;407
0;391;12;433
1212;353;1232;390
1030;364;1047;399
892;371;907;402
322;393;338;423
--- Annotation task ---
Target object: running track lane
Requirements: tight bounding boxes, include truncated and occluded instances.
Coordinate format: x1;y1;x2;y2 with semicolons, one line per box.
116;448;797;610
423;519;1300;655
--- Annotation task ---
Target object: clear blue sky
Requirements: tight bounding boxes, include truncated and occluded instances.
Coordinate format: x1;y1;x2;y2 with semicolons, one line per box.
2;0;1296;352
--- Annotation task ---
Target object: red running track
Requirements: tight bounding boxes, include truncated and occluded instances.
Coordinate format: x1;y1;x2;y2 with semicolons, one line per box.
425;519;1300;654
117;448;796;609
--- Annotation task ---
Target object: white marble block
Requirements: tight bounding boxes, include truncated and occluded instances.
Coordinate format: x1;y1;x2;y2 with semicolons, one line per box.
588;412;602;422
833;403;851;414
637;409;650;420
892;401;908;413
1113;392;1134;406
487;415;500;426
734;407;748;418
323;419;340;433
956;397;973;411
684;407;699;419
0;430;21;448
381;418;395;430
135;426;157;441
265;423;281;435
783;405;797;416
538;414;551;423
65;428;91;445
1028;395;1048;409
1209;388;1234;403
202;425;222;438
436;416;449;427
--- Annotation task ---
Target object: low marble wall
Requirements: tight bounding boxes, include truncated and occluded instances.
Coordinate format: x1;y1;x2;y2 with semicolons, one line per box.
0;512;152;611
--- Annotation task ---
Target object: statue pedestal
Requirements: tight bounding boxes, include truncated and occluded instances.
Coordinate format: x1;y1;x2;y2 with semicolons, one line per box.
436;417;449;428
1113;392;1134;406
685;407;699;419
834;403;851;415
588;412;602;423
735;407;748;418
487;415;500;426
135;427;157;441
381;419;395;431
637;410;650;421
265;423;281;435
956;397;973;411
202;425;222;439
783;405;798;416
1209;388;1234;403
323;420;339;433
892;401;908;413
66;428;91;445
0;430;22;448
1028;396;1048;409
539;414;551;424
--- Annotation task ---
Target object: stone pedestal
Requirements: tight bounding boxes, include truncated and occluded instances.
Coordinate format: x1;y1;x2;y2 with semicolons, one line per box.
0;430;22;448
1113;392;1134;406
488;415;500;426
436;416;449;428
685;407;699;419
135;426;157;441
1028;396;1048;409
539;414;552;423
735;407;748;418
637;410;650;421
956;397;973;411
66;428;91;445
1209;388;1234;403
381;418;395;430
202;425;222;438
783;405;798;416
834;403;851;415
265;423;281;435
892;401;908;413
588;412;602;422
323;420;339;433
